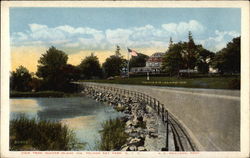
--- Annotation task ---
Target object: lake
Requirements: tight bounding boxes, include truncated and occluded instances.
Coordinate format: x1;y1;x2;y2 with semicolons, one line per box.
10;97;124;150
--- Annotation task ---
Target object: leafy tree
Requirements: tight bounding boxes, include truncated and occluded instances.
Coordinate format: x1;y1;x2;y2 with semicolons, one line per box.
78;53;102;79
29;77;43;92
196;46;215;74
102;56;127;77
10;66;32;91
129;53;149;69
181;31;198;70
161;42;185;76
62;64;81;81
36;46;68;91
212;36;240;74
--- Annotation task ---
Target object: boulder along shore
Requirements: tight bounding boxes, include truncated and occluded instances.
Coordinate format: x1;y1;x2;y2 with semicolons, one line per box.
82;87;167;151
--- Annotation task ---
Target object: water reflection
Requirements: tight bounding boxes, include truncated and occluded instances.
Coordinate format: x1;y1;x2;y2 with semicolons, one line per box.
10;97;124;150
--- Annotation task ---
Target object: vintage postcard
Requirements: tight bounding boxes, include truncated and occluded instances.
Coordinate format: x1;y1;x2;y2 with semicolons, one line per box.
1;1;249;158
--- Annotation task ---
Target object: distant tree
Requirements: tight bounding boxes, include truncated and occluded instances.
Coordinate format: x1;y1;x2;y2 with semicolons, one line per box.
78;53;102;79
115;45;121;57
161;42;185;76
181;31;198;70
62;64;81;81
129;53;149;69
29;77;43;92
169;37;173;48
196;46;215;74
36;46;68;91
10;66;32;91
212;36;240;74
103;56;127;77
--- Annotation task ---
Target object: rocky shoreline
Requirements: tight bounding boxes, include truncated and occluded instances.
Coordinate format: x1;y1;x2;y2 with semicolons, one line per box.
82;87;166;151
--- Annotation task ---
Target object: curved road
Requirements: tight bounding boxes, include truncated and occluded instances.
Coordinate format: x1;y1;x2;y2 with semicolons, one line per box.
79;82;240;151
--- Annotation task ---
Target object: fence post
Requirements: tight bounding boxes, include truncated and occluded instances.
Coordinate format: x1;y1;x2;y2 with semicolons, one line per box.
153;98;156;109
161;104;165;122
157;102;160;115
166;110;169;151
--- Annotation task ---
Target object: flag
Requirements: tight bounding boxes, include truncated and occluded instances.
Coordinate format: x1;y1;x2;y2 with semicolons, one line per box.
127;48;138;56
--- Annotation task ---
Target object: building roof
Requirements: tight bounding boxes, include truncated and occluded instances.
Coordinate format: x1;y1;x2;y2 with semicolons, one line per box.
151;52;165;57
147;52;165;62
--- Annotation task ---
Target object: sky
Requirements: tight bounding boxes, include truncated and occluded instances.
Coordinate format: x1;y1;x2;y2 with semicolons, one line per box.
10;7;241;72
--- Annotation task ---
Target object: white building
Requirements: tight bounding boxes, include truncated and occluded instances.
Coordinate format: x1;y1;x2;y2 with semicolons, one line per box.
131;52;165;74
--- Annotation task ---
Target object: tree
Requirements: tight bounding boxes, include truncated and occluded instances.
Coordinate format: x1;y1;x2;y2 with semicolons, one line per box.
212;36;240;74
36;46;68;91
62;64;81;81
78;53;102;79
102;56;127;78
196;46;215;74
129;53;149;69
10;66;32;91
169;37;173;48
115;45;121;57
181;31;198;70
161;42;185;76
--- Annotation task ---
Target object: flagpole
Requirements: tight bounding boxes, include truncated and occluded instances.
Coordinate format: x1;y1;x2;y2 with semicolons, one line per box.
127;49;130;78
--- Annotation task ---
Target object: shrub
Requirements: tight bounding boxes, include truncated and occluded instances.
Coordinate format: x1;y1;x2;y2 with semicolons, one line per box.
98;118;128;151
10;115;83;151
228;78;240;89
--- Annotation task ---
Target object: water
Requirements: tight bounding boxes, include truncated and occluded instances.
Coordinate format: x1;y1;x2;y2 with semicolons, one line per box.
10;97;124;150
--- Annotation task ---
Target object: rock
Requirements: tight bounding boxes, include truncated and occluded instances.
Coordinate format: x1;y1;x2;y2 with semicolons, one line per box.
126;120;133;126
137;116;143;122
128;138;144;146
121;116;129;122
121;146;130;151
125;128;133;134
149;132;158;138
128;145;137;151
137;146;147;151
126;137;132;142
148;127;157;133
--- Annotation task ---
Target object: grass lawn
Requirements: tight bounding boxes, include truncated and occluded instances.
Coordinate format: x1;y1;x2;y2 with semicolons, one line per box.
81;76;240;90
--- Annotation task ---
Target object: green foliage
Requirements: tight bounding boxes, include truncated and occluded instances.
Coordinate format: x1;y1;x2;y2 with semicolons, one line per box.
181;31;199;70
212;36;240;74
78;53;102;79
129;53;149;69
10;66;32;91
162;42;184;76
10;115;83;151
228;78;240;89
102;55;127;77
162;32;216;76
36;46;78;92
196;46;215;74
98;118;128;151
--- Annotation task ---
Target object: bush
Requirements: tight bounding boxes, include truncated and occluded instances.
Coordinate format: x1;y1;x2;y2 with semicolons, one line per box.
98;118;128;151
10;115;83;151
228;78;240;89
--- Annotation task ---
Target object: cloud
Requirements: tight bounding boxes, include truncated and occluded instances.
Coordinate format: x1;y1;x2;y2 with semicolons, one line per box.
198;30;240;52
162;20;205;35
11;20;239;52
